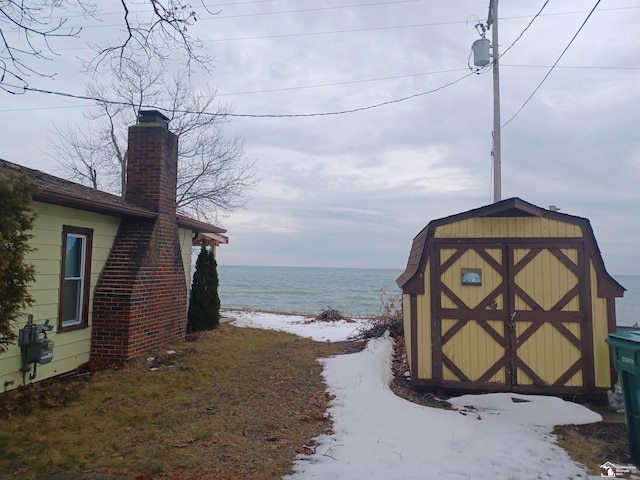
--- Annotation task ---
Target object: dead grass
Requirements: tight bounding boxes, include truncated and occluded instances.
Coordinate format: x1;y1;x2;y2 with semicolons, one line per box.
0;325;345;480
553;422;631;475
1;317;631;479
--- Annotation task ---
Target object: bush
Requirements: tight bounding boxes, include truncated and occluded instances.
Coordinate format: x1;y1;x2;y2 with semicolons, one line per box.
0;173;37;354
186;244;220;333
349;288;403;343
314;306;349;323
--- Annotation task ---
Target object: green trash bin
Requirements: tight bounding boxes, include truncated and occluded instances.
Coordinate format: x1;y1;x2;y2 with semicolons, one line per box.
606;331;640;461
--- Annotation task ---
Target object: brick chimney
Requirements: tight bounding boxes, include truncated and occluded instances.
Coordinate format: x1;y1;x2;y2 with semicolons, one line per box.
91;111;188;361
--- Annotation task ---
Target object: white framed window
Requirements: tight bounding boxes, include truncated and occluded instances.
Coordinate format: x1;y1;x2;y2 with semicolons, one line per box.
59;226;93;331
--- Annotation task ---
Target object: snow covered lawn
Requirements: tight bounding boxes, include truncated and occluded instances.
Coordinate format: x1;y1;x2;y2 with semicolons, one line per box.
230;311;615;479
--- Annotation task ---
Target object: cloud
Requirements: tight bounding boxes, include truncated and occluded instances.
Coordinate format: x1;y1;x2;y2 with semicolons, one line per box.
2;1;639;275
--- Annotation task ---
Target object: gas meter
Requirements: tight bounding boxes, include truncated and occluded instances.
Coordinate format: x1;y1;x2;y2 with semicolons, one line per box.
18;315;54;383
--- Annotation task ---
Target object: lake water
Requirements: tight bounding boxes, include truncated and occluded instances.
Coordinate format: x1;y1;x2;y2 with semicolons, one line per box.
217;265;402;317
616;275;640;327
216;265;640;325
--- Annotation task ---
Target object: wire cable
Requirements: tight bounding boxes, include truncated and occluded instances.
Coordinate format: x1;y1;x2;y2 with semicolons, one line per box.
501;0;602;128
217;68;468;97
497;1;549;60
13;71;474;118
502;64;640;70
2;64;636;113
471;0;549;76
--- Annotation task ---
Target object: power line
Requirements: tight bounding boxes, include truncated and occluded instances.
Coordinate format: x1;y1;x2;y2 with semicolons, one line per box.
207;0;425;20
497;1;549;60
501;0;603;128
502;64;640;70
32;0;426;28
216;68;468;96
34;0;416;21
470;1;550;78
11;72;474;118
206;20;463;43
45;19;465;52
7;4;637;37
0;68;467;112
1;63;636;113
225;73;475;117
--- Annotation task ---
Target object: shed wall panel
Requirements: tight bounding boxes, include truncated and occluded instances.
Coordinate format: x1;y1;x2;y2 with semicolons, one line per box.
434;218;583;239
591;262;613;388
417;260;432;380
402;294;412;366
513;249;579;311
516;322;582;386
439;248;504;310
442;319;505;383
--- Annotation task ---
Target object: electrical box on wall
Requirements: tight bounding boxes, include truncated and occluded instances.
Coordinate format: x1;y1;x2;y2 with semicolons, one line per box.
18;315;54;383
22;337;54;365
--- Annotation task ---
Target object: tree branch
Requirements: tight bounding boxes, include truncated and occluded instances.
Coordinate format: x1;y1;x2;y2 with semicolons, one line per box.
51;63;257;221
1;1;213;93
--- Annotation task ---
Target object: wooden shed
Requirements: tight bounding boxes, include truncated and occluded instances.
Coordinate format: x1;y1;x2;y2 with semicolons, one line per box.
397;197;624;396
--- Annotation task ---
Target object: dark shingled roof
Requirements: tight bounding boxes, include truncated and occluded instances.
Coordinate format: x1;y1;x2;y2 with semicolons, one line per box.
0;158;226;236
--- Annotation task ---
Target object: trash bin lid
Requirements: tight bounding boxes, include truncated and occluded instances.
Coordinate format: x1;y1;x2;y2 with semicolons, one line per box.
607;331;640;347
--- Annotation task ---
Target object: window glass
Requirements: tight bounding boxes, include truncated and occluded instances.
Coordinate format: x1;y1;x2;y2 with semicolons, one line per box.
62;279;82;323
65;235;84;278
59;228;92;330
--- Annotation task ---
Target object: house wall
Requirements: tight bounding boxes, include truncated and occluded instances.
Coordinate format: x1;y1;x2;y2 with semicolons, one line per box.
178;228;194;294
0;202;120;391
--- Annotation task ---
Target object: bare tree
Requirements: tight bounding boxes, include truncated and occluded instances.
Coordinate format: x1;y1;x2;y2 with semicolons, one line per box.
47;62;257;221
0;1;211;94
47;123;112;190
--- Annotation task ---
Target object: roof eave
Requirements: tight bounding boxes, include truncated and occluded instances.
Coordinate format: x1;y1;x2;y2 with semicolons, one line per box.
34;189;156;219
177;215;227;235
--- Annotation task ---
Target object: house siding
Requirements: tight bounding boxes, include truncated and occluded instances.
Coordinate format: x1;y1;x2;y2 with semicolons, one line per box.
0;202;120;389
1;112;226;392
178;227;198;299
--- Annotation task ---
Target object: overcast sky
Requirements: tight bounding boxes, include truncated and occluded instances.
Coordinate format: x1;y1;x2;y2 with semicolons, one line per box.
1;0;639;275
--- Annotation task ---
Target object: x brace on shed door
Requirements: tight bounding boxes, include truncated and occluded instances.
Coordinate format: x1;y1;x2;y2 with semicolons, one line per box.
432;239;592;394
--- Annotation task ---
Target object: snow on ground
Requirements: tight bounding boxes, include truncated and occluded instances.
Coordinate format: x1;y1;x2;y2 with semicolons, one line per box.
228;311;612;479
229;310;364;342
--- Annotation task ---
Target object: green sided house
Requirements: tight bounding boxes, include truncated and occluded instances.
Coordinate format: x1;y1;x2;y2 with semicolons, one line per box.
0;110;228;391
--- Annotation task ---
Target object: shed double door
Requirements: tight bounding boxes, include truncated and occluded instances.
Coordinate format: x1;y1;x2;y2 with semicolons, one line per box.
432;241;593;393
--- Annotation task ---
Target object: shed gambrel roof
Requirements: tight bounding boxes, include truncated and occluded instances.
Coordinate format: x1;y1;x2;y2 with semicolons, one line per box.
0;158;226;238
396;197;624;297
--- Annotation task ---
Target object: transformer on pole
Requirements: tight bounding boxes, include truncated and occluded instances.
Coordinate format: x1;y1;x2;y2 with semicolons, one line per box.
472;0;501;203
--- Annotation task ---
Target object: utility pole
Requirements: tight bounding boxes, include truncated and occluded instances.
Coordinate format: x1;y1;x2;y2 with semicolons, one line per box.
487;0;501;202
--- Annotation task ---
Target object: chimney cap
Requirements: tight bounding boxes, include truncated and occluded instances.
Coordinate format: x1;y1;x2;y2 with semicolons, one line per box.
138;110;170;129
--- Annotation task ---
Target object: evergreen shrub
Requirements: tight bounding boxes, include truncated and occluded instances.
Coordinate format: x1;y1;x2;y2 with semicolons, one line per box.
0;173;37;354
186;244;220;333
